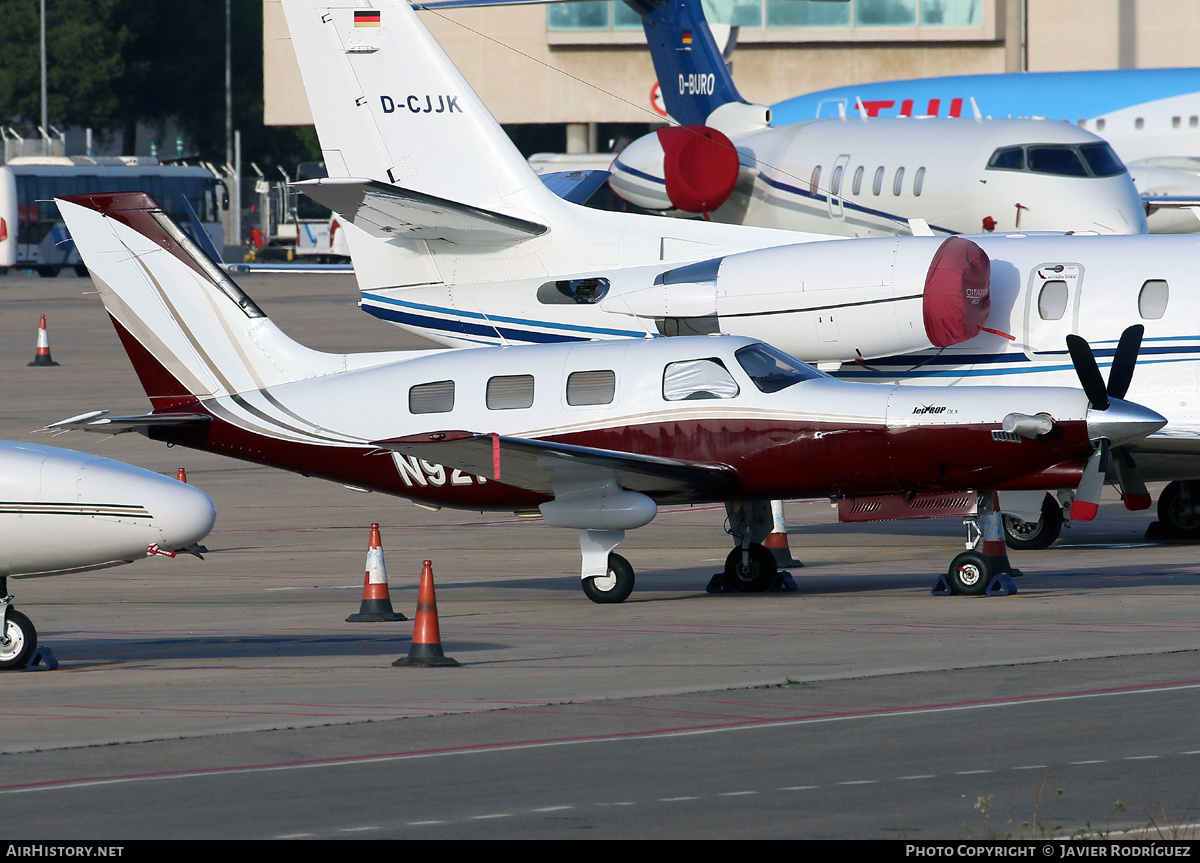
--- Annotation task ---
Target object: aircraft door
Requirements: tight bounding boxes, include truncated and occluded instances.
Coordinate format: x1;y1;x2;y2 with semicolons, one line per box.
1022;263;1084;360
828;154;850;220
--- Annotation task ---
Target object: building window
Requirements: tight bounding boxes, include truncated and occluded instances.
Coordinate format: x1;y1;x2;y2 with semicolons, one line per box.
552;0;983;31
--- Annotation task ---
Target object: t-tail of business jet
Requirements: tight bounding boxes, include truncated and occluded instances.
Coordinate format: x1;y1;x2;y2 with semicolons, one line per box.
278;0;832;348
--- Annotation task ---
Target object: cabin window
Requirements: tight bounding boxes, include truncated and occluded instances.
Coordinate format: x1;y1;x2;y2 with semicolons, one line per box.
1135;117;1145;130
1191;116;1198;128
486;374;534;410
872;166;884;195
1097;118;1107;131
809;166;822;195
892;166;905;196
851;165;864;195
735;343;826;393
913;166;926;196
409;380;455;414
1037;280;1069;321
662;358;740;401
1173;116;1182;129
1138;280;1169;320
566;370;615;406
537;277;610;305
830;164;844;196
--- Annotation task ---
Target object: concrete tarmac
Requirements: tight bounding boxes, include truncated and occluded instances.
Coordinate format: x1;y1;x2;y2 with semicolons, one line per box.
2;270;1199;839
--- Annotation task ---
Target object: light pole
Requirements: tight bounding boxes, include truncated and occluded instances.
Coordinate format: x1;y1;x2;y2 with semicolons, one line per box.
40;0;47;134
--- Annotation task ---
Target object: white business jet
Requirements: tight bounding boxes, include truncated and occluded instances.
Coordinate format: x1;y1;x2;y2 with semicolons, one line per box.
50;190;1164;606
0;440;216;668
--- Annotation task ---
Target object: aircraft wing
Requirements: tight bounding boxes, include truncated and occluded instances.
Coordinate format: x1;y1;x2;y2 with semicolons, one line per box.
292;177;548;244
374;431;738;500
538;170;611;205
1128;430;1200;455
46;410;212;435
1142;196;1200;215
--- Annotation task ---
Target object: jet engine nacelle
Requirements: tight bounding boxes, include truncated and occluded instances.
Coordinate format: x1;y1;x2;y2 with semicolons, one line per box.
609;125;740;214
605;235;992;365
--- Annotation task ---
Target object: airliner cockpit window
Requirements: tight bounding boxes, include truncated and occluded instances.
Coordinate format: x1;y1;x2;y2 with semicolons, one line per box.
1078;142;1126;177
662;358;740;401
735;343;827;393
987;147;1024;171
1027;146;1089;177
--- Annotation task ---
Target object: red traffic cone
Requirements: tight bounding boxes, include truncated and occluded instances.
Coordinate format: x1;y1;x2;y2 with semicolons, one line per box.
177;468;188;483
764;500;803;567
28;315;59;367
347;524;408;622
392;560;459;667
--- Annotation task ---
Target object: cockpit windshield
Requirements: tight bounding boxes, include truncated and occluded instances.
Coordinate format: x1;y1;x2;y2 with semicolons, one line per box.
987;141;1127;178
734;343;828;393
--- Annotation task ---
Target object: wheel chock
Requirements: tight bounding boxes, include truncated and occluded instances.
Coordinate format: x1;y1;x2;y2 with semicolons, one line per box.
25;646;58;671
985;572;1018;596
769;571;798;592
931;574;954;595
706;572;733;593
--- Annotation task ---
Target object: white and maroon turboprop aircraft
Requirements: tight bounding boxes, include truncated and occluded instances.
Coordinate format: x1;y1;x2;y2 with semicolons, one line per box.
0;439;216;669
49;191;1164;604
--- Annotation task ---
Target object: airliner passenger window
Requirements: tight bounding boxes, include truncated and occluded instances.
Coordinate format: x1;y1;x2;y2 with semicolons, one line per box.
809;166;822;195
486;375;534;410
913;167;926;196
662;359;740;401
852;165;864;195
1037;280;1069;321
892;167;905;196
873;166;884;195
410;380;455;414
566;370;615;406
831;164;844;196
1027;147;1088;177
1138;280;1169;320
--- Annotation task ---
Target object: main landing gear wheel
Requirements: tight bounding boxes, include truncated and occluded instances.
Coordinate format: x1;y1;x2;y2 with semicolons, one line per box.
948;551;992;596
1157;481;1200;539
1003;496;1064;550
582;553;635;604
0;609;37;670
723;543;777;592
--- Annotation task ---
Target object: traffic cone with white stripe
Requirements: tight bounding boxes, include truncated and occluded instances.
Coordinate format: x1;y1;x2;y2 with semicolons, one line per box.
764;500;803;568
392;560;459;667
346;524;408;622
27;315;59;366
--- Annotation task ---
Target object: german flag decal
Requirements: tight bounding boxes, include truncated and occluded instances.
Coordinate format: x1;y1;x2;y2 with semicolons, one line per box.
681;29;693;45
355;10;381;27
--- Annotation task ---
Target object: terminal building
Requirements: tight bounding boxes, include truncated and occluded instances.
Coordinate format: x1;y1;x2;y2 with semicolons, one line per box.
263;0;1200;154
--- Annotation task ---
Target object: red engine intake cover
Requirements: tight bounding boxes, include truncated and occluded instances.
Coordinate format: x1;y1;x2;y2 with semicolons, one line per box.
922;236;991;348
656;125;740;214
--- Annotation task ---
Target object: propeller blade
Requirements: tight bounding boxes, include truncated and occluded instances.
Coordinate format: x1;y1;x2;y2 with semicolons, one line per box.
1112;446;1151;511
1070;438;1110;522
1066;334;1109;411
1106;324;1144;401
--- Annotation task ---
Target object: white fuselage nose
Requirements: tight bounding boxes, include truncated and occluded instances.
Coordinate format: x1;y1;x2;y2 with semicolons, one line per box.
0;442;216;577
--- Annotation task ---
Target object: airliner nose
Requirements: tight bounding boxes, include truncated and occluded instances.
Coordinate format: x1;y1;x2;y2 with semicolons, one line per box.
1086;398;1166;445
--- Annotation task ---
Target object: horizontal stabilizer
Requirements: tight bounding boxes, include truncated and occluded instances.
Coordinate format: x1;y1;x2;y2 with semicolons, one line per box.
374;431;737;500
47;410;211;435
293;177;548;244
538;170;612;205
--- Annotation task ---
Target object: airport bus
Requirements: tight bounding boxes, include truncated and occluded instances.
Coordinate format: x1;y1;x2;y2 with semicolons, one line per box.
0;157;224;275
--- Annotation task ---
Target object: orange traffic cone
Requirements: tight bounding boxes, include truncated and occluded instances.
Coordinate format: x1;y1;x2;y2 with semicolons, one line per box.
347;524;408;622
28;315;59;366
764;500;802;567
392;560;459;667
177;468;188;483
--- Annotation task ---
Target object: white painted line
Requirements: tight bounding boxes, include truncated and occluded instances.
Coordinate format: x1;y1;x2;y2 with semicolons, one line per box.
900;775;935;780
660;796;699;801
956;770;993;775
339;826;380;832
780;786;819;791
1012;765;1047;770
1069;760;1105;765
719;791;758;796
532;805;573;812
407;820;447;826
470;813;513;820
1124;755;1160;760
838;780;876;785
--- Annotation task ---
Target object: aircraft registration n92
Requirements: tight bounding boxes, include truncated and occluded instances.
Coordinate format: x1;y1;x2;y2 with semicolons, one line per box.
50;191;1164;605
0;440;216;669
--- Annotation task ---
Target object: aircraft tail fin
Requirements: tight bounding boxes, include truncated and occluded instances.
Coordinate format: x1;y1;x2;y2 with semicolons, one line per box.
281;0;556;218
56;193;354;409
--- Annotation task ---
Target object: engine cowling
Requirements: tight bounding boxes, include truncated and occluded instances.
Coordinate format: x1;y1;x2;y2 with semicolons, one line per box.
609;125;740;214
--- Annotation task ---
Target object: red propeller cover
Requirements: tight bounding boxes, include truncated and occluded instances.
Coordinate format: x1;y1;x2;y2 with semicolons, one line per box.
657;125;740;214
922;236;991;348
